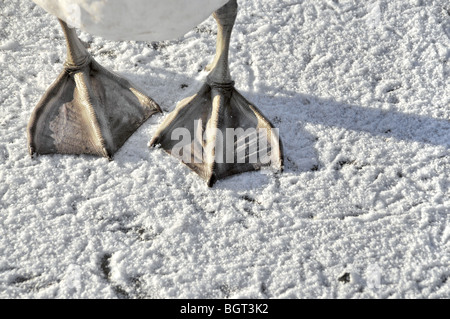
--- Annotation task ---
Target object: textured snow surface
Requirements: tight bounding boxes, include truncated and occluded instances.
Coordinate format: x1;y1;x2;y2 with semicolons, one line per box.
32;0;229;41
0;0;449;298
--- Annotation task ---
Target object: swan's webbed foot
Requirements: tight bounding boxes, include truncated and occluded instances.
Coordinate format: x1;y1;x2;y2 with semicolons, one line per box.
150;81;283;186
150;0;283;186
28;20;161;159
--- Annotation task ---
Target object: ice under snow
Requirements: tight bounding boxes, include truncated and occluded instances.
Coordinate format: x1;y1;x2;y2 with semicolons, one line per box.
0;0;449;298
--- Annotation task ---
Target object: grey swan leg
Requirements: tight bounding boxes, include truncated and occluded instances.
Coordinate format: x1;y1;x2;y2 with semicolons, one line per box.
28;19;161;159
150;0;283;186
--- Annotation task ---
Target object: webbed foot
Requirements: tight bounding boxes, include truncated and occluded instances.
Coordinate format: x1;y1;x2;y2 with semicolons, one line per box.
28;19;161;159
150;0;283;186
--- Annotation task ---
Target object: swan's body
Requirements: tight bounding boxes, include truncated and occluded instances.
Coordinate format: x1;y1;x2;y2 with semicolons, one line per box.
33;0;228;41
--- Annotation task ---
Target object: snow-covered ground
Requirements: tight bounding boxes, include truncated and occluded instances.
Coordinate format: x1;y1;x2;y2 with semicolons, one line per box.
0;0;449;299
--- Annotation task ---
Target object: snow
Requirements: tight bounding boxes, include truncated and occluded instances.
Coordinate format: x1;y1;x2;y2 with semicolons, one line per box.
0;0;449;299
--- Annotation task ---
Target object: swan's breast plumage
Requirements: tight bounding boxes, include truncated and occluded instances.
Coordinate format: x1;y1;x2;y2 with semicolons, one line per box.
33;0;229;41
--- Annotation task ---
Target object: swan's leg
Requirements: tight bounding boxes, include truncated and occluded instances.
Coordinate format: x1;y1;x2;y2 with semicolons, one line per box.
150;0;283;186
28;19;161;159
